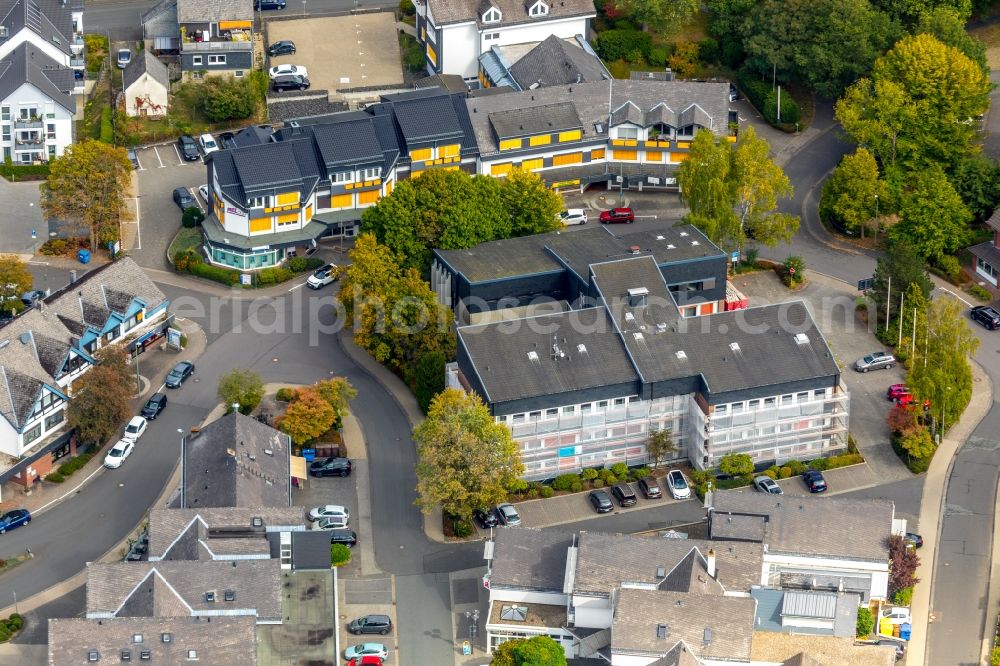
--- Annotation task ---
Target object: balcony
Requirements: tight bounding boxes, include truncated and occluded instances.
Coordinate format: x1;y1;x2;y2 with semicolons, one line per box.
14;117;43;128
70;56;85;68
181;40;252;52
15;134;44;146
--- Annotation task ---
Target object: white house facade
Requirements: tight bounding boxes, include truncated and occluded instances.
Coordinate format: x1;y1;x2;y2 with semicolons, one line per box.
0;44;76;163
0;0;86;83
123;50;170;117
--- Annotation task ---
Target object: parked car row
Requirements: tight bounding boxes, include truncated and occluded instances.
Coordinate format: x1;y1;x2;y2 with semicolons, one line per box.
589;471;691;514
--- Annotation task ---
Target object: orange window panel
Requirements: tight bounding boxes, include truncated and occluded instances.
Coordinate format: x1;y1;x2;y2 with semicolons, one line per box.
249;217;271;233
358;189;380;205
671;152;689;162
330;193;353;209
491;163;512;176
427;43;437;66
552;152;582;166
591;149;606;160
612;149;637;160
646;151;662;162
276;212;298;225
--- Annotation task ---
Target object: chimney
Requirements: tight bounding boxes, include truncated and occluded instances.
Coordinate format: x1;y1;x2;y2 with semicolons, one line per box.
706;548;716;579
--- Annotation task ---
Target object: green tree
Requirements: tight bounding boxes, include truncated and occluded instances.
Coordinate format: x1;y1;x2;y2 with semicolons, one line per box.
897;282;929;352
275;388;336;446
731;126;798;247
948;154;1000;223
313;377;357;421
330;543;352;567
856;607;875;637
41;139;133;251
872;0;971;22
413;389;524;520
0;254;33;313
870;237;934;325
646;429;677;469
490;636;566;666
889;166;971;262
201;77;256;122
410;351;446;414
899;426;936;460
917;6;988;72
616;0;700;33
67;347;133;445
677;129;738;247
501;168;563;237
217;368;265;415
837;34;992;171
718;452;754;477
819;148;891;236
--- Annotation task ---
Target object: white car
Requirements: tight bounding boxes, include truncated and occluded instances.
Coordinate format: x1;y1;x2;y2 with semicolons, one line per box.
199;134;219;155
306;264;339;289
308;504;350;522
104;439;135;469
559;209;588;226
122;416;148;442
116;49;132;69
198;184;209;202
882;607;912;625
268;64;308;80
344;643;389;661
666;469;691;499
313;515;350;530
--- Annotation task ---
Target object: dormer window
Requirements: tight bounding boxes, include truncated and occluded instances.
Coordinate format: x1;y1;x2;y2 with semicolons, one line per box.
615;126;639;140
483;7;501;23
528;0;549;16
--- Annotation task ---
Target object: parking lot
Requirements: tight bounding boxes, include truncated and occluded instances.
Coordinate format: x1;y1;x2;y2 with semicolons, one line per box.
130;142;209;270
265;14;403;96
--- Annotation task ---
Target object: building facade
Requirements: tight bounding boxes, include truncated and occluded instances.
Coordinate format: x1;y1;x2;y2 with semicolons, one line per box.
176;0;254;79
123;49;170;117
0;0;85;81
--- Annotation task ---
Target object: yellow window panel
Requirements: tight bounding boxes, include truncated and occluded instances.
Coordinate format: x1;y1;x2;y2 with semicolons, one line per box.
726;135;737;143
499;138;522;150
330;193;353;209
358;190;380;205
646;151;662;162
276;192;299;206
411;169;424;179
410;147;432;161
520;158;543;171
672;152;689;162
677;141;690;149
528;134;551;147
552;152;582;166
611;139;626;146
373;179;381;185
249;217;272;233
305;205;313;221
491;162;512;176
444;165;459;171
276;212;298;225
558;130;581;142
344;183;354;190
385;180;393;195
623;140;637;147
439;144;460;157
427;43;437;66
591;149;606;160
612;149;637;160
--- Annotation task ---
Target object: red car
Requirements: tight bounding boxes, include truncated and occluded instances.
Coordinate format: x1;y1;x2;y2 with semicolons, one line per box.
896;393;931;411
599;207;635;224
348;656;383;666
886;384;910;401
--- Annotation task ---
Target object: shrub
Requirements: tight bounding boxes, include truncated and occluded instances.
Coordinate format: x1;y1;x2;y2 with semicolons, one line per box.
763;466;780;479
778;466;793;479
553;473;580;491
287;256;309;272
5;614;22;632
582;468;599;481
202;77;257;122
762;88;801;125
824;453;864;469
598;468;615;483
540;486;554;498
186;261;241;286
330;543;352;566
698;37;720;64
258;266;293;285
452;519;474;538
934;254;962;282
647;47;668;67
856;607;874;638
182;206;205;228
893;586;913;606
783;255;805;286
809;457;829;471
848;434;858;454
992;647;1000;666
719;453;754;477
969;284;993;302
570;481;583;493
0;626;10;643
398;0;415;15
785;459;807;476
276;387;297;402
592;479;605;488
45;471;64;483
39;238;68;255
594;29;651;62
526;488;539;499
610;462;629;478
632;466;650;480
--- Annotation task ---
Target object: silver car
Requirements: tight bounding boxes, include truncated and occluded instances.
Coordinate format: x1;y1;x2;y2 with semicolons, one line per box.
753;476;783;494
854;351;894;372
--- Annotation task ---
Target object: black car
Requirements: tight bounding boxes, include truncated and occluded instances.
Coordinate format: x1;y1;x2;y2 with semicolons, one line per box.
218;131;237;150
177;135;200;161
173;187;195;211
905;532;923;548
473;508;499;529
803;469;827;493
141;393;168;420
971;305;1000;330
348;614;392;636
165;361;195;388
309;457;352;477
267;40;296;56
589;489;613;513
611;482;637;507
20;290;46;308
271;74;309;92
637;476;662;499
329;529;358;547
255;0;287;8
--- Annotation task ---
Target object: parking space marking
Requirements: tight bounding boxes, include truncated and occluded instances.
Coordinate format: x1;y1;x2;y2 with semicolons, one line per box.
173;144;185;165
152;146;165;168
135;153;145;171
189;187;202;211
133;197;142;250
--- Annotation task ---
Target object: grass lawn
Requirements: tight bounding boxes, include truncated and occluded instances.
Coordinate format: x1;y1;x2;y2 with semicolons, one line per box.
167;227;203;263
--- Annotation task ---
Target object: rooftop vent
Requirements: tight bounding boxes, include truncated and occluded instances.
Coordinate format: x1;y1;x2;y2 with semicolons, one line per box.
624;312;635;323
656;566;666;578
629;245;641;255
18;332;30;344
251;517;264;528
675;350;687;360
679;231;689;237
655;235;665;240
794;333;810;345
87;651;99;662
205;591;216;603
691;241;700;246
140;652;151;661
657;624;668;639
633;332;644;342
577;344;587;354
655;322;667;334
666;244;676;249
552;342;567;360
703;628;713;645
121;650;131;661
627;287;649;307
527;350;539;362
729;342;740;352
264;448;274;456
224;589;236;602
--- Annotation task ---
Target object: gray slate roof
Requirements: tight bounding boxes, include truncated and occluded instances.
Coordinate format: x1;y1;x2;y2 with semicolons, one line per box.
123;49;169;92
427;0;594;27
489;101;582;139
752;588;860;638
267;94;349;123
709;490;894;562
488;527;575;591
968;240;1000;272
147;506;305;561
176;0;252;23
0;42;74;113
86;559;283;622
507;35;609;90
0;0;74;56
48;616;258;666
466;79;730;154
181;412;291;509
612;588;755;661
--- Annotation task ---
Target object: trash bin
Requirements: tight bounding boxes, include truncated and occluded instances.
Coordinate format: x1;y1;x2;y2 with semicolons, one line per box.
77;248;91;264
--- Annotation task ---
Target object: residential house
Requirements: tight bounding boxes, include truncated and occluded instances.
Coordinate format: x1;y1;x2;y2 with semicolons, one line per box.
0;0;85;80
708;490;896;601
48;616;258;665
180;412;292;509
477;34;609;91
0;258;168;494
176;0;254;80
146;506;306;562
123;49;169;117
967;208;1000;299
414;0;596;80
439;228;848;478
0;43;76;163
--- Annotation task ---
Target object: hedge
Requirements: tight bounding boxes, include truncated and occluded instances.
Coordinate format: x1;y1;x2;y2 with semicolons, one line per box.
0;162;50;181
736;68;801;126
594;29;651;62
0;613;23;643
46;452;94;483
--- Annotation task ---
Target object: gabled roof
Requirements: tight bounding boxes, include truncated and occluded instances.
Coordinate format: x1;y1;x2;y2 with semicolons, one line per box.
0;0;75;56
488;100;582;139
147;506;306;561
176;0;252;23
181;412;291;509
123;49;169;91
986;207;1000;234
488;528;575;591
387;90;467;146
0;42;74;112
427;0;594;27
48;616;258;666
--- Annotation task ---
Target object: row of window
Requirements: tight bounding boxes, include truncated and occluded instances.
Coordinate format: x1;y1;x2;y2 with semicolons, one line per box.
502;396;639;425
23;408;64;446
191;54;227;66
1;125;58;141
0;106;55;122
331;166;382;184
614;125;698;142
713;389;829;415
499;130;582;151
